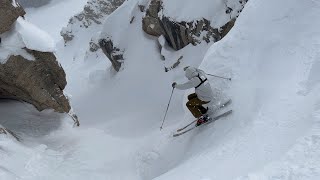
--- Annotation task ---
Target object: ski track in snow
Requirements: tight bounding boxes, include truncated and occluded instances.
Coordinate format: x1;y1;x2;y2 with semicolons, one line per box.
1;0;320;179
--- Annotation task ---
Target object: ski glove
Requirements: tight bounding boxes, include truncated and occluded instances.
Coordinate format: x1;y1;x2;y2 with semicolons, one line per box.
172;82;177;88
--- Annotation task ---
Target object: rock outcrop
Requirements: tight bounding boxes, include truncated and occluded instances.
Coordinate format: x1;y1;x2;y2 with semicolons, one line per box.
61;0;125;43
142;0;247;50
142;0;163;37
0;49;71;113
99;38;124;72
0;0;25;34
0;0;72;117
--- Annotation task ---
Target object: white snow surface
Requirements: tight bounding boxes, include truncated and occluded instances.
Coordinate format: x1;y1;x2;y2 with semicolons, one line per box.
23;0;88;43
12;0;18;7
15;17;55;52
1;0;320;179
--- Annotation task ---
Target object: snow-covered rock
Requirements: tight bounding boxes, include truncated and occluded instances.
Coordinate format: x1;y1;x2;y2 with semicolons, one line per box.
99;37;124;71
60;0;125;44
142;0;247;50
15;17;55;52
0;9;71;115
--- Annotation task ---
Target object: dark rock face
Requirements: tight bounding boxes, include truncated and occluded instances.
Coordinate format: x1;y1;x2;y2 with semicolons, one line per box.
0;49;71;113
142;0;218;50
142;0;163;37
99;38;124;72
219;18;236;39
142;16;163;36
142;0;246;50
0;0;76;125
0;0;26;34
89;40;100;52
160;16;193;50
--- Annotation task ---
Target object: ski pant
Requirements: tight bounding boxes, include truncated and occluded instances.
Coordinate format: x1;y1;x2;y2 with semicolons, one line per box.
186;93;210;118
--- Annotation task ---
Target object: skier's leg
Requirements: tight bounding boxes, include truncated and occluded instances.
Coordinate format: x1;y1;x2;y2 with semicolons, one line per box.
199;102;209;114
186;98;204;118
187;93;197;100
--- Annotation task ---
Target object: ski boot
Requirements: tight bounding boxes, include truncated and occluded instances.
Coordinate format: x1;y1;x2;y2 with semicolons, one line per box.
196;114;211;126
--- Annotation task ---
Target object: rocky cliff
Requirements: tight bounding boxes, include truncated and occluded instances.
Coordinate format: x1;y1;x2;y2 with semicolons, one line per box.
0;0;25;34
0;0;73;120
142;0;248;50
97;0;247;72
0;49;70;113
61;0;125;44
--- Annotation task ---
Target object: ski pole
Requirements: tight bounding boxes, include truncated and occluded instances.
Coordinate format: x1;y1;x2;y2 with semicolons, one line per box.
160;87;175;130
206;73;232;81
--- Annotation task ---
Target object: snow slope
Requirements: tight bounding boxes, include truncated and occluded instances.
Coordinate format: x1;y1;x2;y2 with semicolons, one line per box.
1;0;320;180
23;0;88;42
155;0;320;179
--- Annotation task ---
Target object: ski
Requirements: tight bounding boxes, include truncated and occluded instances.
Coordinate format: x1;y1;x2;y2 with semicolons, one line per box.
173;110;233;137
176;99;232;132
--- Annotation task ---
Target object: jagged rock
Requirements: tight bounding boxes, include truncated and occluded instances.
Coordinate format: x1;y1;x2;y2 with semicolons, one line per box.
138;5;145;12
0;48;71;113
141;0;194;50
61;29;74;44
142;0;246;50
142;16;163;36
99;38;124;72
160;16;193;50
61;0;125;43
219;18;236;39
0;127;20;141
146;0;162;18
76;0;126;27
89;40;100;52
142;0;162;37
0;0;26;34
164;55;183;72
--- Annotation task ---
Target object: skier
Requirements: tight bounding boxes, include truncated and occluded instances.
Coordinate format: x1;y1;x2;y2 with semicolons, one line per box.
172;66;214;126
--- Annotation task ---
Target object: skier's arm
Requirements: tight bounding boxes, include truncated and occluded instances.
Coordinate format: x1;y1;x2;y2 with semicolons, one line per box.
175;78;200;90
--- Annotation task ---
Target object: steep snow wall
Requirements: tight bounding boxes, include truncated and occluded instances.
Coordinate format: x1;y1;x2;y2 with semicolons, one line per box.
23;0;88;42
153;0;320;179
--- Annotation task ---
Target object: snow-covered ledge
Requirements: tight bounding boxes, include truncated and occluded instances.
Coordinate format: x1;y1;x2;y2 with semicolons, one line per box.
0;9;76;124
